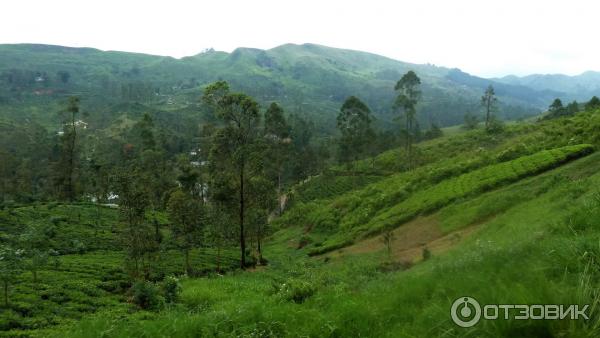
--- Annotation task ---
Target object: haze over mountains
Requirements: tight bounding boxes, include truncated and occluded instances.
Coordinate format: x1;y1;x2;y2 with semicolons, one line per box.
0;42;598;130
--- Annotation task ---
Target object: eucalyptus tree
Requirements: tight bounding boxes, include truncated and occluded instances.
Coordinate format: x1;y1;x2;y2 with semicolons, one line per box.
481;85;498;128
264;102;291;213
394;71;421;168
0;245;23;307
167;189;205;275
55;96;81;201
202;81;263;269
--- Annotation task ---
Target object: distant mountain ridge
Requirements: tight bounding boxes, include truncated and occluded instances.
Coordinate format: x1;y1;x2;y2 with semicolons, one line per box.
0;42;595;130
494;71;600;102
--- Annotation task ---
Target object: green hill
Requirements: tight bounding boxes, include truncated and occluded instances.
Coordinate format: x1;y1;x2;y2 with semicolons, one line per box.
20;109;600;337
0;43;555;131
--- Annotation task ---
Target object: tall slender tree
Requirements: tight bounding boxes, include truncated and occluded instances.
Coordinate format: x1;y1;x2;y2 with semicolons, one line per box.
264;102;291;214
394;71;421;169
203;81;262;269
167;189;205;275
481;85;498;128
56;96;80;201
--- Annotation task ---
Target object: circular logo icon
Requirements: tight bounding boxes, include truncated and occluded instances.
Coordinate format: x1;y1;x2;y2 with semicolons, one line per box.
451;296;481;327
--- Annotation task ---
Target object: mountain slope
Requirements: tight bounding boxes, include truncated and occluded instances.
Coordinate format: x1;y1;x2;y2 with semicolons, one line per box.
0;43;556;130
494;71;600;102
273;108;600;256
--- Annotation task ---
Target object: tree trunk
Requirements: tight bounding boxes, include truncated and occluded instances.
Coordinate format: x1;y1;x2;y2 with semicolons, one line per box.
3;281;8;307
485;98;491;128
66;112;76;201
257;233;262;264
153;212;160;243
184;249;190;275
277;170;282;215
239;165;246;269
216;245;222;274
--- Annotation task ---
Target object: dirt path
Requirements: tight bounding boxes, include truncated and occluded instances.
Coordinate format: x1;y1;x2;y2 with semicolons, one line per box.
327;214;482;263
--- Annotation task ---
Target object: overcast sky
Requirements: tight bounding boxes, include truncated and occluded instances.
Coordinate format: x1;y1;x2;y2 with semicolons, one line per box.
2;0;598;77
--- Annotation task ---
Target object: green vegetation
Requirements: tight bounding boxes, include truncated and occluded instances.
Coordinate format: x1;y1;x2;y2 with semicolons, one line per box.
3;42;600;337
0;43;548;133
305;144;593;255
40;143;600;337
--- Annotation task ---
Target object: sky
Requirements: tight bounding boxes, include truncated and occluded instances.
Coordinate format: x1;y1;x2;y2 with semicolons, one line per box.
1;0;598;78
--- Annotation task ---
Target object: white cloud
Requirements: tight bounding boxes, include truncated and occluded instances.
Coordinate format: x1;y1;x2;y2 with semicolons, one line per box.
1;0;598;77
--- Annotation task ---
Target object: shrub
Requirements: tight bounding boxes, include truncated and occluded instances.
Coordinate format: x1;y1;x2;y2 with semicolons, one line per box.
49;216;67;226
131;281;162;310
161;276;181;304
276;278;316;303
297;235;313;249
422;247;431;261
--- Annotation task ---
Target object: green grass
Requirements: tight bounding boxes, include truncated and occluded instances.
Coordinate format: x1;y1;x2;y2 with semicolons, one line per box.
4;110;600;337
291;174;382;204
44;151;600;337
0;204;239;336
286;144;593;255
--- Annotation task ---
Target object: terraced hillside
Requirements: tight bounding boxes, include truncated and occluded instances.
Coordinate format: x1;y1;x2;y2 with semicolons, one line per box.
0;204;239;335
4;110;600;337
275;109;600;257
49;117;600;337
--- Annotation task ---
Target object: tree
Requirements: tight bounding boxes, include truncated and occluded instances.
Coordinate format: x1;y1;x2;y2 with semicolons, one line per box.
21;226;59;284
336;96;375;169
203;81;262;269
380;229;395;260
481;85;498;128
246;176;277;263
167;189;205;275
0;245;23;307
423;122;443;140
288;114;320;180
57;70;70;84
136;113;156;151
394;71;421;169
585;96;600;110
566;101;579;115
549;98;565;115
264;102;291;214
206;204;235;274
114;171;157;279
55;96;81;201
463;112;479;130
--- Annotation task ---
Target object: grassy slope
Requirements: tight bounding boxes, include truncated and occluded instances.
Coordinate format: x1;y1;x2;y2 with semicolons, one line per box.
51;145;600;338
4;111;600;336
277;110;600;257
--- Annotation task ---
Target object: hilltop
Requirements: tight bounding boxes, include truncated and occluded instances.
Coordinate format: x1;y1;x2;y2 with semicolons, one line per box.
0;43;564;131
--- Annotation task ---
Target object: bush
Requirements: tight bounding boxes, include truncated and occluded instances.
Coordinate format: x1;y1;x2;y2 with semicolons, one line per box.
49;216;67;226
297;235;313;249
131;281;162;310
486;116;505;134
422;247;431;261
161;276;181;304
276;278;316;303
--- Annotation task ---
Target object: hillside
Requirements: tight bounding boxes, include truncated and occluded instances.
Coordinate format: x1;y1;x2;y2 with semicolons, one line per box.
495;71;600;102
2;108;600;336
0;43;558;131
271;107;600;256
